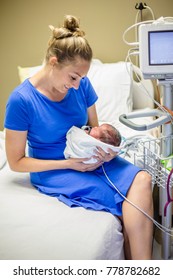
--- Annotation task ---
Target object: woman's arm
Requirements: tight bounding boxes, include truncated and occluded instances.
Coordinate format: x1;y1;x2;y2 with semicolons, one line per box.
5;129;69;172
87;104;99;127
5;129;103;173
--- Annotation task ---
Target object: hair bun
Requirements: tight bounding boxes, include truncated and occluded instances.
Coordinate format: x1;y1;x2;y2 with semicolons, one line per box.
48;15;85;41
63;15;80;32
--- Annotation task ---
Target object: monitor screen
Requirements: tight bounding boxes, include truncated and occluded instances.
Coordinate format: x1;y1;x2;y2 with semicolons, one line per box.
149;31;173;66
139;23;173;79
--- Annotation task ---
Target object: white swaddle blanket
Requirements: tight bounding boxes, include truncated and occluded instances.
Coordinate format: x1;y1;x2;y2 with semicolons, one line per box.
64;126;122;164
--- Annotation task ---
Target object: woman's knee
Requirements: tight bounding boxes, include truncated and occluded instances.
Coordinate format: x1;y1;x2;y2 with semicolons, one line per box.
126;171;152;202
134;171;152;192
137;171;151;184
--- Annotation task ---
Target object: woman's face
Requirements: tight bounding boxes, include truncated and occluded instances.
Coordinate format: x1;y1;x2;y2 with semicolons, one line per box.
51;57;90;94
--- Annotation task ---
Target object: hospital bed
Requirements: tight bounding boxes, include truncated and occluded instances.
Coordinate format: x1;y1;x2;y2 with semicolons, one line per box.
0;59;156;260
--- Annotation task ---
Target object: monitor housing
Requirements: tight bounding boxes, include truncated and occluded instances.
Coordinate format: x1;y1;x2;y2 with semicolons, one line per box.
139;22;173;80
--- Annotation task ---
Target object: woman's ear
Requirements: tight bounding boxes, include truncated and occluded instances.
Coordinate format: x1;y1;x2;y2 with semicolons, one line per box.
49;56;58;66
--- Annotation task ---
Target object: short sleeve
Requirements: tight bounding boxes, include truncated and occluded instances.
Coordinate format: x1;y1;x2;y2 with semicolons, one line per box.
80;76;98;108
4;91;31;131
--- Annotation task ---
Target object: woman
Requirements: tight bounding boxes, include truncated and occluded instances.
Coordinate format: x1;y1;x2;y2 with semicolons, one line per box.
4;15;153;259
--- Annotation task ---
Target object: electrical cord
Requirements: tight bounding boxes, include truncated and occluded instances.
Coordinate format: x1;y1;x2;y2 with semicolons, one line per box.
124;52;173;126
101;164;173;236
122;20;153;46
134;3;155;64
144;4;155;20
164;167;173;217
132;66;173;126
123;17;173;46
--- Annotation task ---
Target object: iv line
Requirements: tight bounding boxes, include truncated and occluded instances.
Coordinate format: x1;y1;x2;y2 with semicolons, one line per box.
101;164;173;237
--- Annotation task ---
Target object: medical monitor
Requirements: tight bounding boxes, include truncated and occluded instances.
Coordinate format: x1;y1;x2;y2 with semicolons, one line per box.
139;22;173;79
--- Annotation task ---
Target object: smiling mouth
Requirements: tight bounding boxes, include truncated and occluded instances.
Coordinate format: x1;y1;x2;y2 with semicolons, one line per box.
64;85;69;90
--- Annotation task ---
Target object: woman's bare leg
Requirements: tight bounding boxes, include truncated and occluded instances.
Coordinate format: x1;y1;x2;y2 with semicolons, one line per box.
122;171;153;260
122;225;132;260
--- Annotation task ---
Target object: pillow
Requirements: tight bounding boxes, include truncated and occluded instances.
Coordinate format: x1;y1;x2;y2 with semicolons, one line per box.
18;65;43;83
17;61;101;83
17;60;133;125
131;64;154;110
87;60;133;125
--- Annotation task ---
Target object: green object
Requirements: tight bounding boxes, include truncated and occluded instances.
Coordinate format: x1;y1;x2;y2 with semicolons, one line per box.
161;154;173;171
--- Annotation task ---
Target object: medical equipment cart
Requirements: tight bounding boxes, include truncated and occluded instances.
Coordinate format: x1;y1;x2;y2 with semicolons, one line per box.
120;80;173;259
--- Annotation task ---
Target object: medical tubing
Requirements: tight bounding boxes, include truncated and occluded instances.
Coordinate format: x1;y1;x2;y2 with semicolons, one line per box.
134;4;155;65
132;67;173;125
122;20;154;46
164;167;173;217
124;58;173;126
144;5;155;20
123;17;173;46
101;165;173;236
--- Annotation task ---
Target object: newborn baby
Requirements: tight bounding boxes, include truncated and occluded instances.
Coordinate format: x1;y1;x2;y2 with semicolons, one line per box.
82;123;122;146
64;124;123;163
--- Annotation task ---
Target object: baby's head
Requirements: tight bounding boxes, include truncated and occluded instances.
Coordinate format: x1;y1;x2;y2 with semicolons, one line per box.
87;124;121;146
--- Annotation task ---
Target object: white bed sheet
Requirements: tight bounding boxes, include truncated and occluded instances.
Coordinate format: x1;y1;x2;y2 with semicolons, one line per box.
0;162;124;260
0;131;6;169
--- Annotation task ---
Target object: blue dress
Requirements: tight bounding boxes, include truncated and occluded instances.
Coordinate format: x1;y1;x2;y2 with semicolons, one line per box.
4;77;141;216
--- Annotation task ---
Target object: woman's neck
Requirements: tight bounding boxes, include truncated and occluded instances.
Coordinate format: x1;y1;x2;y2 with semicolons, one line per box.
29;67;66;102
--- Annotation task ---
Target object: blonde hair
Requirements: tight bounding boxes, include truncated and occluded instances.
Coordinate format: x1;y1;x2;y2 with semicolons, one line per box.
45;15;93;64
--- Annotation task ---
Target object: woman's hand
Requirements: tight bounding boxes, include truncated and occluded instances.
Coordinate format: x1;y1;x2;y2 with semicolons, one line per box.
66;157;104;172
93;146;118;162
